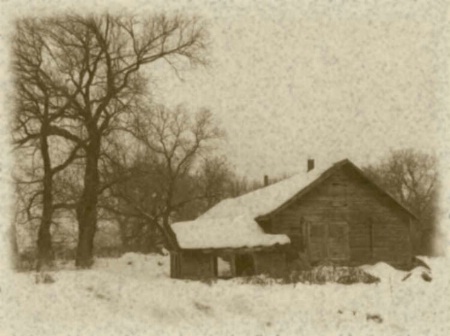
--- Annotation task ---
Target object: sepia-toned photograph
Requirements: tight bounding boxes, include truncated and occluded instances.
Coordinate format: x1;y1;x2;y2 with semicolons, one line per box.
0;0;449;335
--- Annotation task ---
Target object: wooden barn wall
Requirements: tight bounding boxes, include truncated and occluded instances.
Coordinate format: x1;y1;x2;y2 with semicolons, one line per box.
178;251;216;279
253;251;287;277
268;165;412;267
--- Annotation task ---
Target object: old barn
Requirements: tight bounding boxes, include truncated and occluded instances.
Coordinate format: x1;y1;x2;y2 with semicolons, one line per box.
170;159;416;279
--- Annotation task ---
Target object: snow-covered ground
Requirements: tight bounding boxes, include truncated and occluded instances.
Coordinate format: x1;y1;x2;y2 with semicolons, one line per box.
1;254;449;336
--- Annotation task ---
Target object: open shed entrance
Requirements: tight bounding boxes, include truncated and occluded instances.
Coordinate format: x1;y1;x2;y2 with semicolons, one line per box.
217;256;232;278
235;254;255;276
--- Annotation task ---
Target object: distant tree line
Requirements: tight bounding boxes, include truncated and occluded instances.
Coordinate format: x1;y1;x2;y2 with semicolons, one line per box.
363;149;440;256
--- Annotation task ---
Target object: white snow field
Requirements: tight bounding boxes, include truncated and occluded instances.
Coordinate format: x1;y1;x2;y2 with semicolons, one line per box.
1;253;449;336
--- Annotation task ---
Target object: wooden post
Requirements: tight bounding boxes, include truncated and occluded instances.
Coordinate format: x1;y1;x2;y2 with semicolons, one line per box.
170;253;174;278
170;253;180;279
370;219;375;260
230;255;237;277
325;223;329;261
212;255;218;277
252;252;258;275
408;217;414;256
305;220;311;262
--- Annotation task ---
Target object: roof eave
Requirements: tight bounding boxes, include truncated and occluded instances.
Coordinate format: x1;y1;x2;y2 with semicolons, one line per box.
174;243;291;254
256;159;349;221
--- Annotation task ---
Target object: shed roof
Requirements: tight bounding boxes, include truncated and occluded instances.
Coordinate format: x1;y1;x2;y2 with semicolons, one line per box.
199;160;334;222
171;215;290;250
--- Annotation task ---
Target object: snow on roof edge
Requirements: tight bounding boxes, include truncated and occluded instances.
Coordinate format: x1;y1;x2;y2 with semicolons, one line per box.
198;160;339;221
171;215;290;250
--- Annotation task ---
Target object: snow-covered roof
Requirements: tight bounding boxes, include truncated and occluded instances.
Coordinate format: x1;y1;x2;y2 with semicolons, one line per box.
172;160;338;250
171;215;290;250
199;162;334;222
197;158;417;222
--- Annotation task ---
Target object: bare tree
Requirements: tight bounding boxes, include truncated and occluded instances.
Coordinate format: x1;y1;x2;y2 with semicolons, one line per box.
176;155;233;219
13;14;209;267
12;19;85;269
8;194;21;270
364;149;439;255
100;154;169;253
226;171;292;198
111;105;223;251
104;154;240;253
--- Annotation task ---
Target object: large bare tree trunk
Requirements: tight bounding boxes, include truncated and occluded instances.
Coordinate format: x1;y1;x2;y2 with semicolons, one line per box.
14;15;210;268
9;222;20;271
76;134;100;268
36;127;54;270
161;212;180;252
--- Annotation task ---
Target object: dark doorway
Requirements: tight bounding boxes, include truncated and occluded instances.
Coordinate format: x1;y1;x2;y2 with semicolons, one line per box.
235;254;255;276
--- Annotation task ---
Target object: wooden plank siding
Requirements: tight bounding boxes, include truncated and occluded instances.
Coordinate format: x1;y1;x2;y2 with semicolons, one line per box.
173;251;217;279
253;251;287;277
263;164;413;268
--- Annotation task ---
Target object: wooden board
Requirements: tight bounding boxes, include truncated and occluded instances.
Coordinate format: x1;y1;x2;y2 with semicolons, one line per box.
266;164;412;267
309;221;349;262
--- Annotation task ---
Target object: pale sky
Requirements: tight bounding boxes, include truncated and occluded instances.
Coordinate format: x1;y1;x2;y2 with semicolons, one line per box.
147;0;449;179
1;0;449;181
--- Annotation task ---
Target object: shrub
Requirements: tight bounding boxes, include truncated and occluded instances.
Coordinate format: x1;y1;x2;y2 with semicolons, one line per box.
193;301;213;314
35;272;55;284
366;313;383;323
235;274;277;286
199;277;217;286
282;265;379;285
249;275;274;285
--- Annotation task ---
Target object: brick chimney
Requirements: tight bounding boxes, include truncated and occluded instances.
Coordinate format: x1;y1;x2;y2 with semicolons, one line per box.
264;175;269;186
307;159;315;172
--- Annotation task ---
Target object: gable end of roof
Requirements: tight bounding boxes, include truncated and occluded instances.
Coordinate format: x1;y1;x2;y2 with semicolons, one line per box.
256;159;417;221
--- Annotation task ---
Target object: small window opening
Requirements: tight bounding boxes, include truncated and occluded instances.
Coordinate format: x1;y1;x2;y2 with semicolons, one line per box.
217;256;232;278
